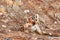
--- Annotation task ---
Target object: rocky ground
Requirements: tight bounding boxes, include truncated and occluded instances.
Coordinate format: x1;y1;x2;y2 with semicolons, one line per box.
0;0;60;40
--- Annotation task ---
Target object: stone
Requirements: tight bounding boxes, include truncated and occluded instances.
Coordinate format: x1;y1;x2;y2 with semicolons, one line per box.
15;0;23;5
5;38;10;40
6;6;13;13
24;9;30;14
5;0;13;6
0;5;6;12
0;12;3;15
2;25;7;28
13;3;20;12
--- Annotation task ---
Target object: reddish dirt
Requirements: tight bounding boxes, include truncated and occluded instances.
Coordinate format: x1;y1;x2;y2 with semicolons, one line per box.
0;0;60;40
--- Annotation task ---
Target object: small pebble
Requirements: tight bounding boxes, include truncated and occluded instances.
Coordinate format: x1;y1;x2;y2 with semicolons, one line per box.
5;38;10;40
0;5;6;12
8;30;11;32
50;28;53;30
1;19;9;23
24;10;30;14
43;31;46;33
2;25;7;28
15;0;23;5
54;21;57;24
10;13;15;16
35;38;37;40
49;33;52;35
0;12;3;15
5;0;13;6
44;0;54;2
31;25;37;32
13;4;20;12
35;14;39;22
6;6;13;13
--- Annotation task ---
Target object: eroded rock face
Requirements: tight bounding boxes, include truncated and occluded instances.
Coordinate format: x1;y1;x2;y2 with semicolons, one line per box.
0;0;60;40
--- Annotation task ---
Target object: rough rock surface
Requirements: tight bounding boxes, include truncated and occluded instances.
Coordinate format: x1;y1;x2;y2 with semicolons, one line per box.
0;0;60;40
